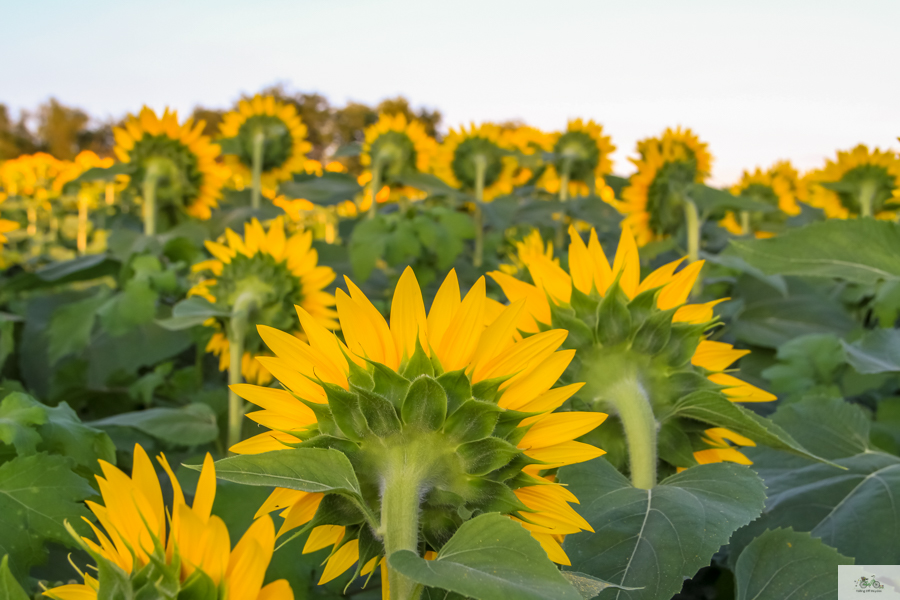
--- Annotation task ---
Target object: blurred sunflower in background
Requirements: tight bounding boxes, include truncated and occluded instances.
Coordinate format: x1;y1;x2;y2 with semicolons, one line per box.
506;125;553;187
720;161;804;238
113;106;225;228
359;113;437;212
53;150;123;255
219;94;312;208
190;216;337;386
621;127;712;247
433;122;516;201
807;144;900;219
538;119;616;200
0;152;67;258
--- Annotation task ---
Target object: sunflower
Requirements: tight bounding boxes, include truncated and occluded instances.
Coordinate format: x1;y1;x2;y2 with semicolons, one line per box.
190;216;337;386
44;444;293;600
489;225;774;484
219;94;312;191
433;123;517;201
506;125;553;187
720;162;803;238
537;119;615;199
360;113;437;211
53;150;122;253
621;127;712;246
231;267;606;592
113;106;226;222
498;229;556;276
807;144;900;219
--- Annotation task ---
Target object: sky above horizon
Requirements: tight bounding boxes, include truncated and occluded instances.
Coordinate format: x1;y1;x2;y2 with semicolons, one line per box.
5;0;899;185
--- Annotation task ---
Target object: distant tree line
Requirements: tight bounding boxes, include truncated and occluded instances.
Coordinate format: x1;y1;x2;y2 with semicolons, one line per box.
0;85;443;166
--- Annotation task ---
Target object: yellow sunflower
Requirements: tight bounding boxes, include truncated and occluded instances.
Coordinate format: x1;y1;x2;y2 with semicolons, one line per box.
490;225;774;484
505;125;554;187
44;444;293;600
537;119;615;199
360;113;437;212
219;94;312;190
498;229;556;276
53;150;123;253
113;106;226;221
190;216;338;386
807;144;900;219
622;127;713;246
0;152;67;233
720;162;804;238
231;267;607;592
432;122;517;201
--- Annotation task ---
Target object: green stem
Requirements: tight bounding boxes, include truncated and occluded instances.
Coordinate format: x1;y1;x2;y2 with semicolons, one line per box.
368;161;383;219
739;210;751;236
473;154;487;268
554;158;572;250
142;162;162;236
683;198;700;265
859;179;877;218
605;375;657;489
251;130;265;210
226;291;258;452
379;448;426;600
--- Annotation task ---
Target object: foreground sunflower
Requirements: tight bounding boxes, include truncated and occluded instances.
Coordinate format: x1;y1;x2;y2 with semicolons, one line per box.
490;226;775;489
228;267;606;597
807;144;900;219
360;113;437;216
219;94;313;209
190;216;337;448
720;162;804;238
113;106;225;232
621;127;712;258
44;444;293;600
433;122;517;266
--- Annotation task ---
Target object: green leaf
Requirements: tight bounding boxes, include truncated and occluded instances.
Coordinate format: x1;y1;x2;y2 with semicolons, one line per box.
201;448;362;499
664;391;831;464
731;292;855;349
332;142;362;157
2;254;120;293
279;172;362;205
47;289;109;364
0;393;46;455
561;459;766;600
689;183;777;214
0;555;29;600
389;512;582;600
89;403;218;446
561;571;636;600
842;329;900;374
86;323;193;387
156;296;230;331
730;220;900;283
98;279;159;336
349;215;389;281
734;528;852;600
0;454;94;581
395;173;467;198
735;398;900;564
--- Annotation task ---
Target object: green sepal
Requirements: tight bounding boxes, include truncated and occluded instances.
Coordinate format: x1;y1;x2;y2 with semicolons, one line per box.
550;303;594;349
662;322;707;368
437;369;473;415
354;386;402;438
421;505;463;549
570;285;600;329
310;494;366;528
370;361;411;409
345;351;375;391
290;391;340;438
657;420;699;468
472;375;513;404
457;437;522;476
596;282;632;346
631;307;676;355
465;479;530;515
493;409;540;442
177;568;218;600
667;371;721;400
402;376;448;431
626;286;659;325
401;340;435;379
319;382;369;442
348;525;383;591
444;400;503;443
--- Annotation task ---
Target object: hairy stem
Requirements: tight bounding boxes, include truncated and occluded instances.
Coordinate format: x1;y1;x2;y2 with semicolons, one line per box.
739;210;751;236
368;160;383;219
379;447;426;600
859;179;877;218
226;291;259;452
473;154;487;268
142;161;162;236
251;129;265;210
605;375;657;489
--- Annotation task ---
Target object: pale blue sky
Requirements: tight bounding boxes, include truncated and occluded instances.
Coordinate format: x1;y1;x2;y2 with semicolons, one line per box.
5;0;899;184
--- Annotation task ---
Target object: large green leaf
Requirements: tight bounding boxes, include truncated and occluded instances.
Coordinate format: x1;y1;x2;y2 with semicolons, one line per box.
349;215;389;281
201;448;362;498
46;290;109;364
157;296;230;331
0;393;46;454
736;397;900;564
90;403;218;446
0;454;94;581
730;220;900;283
2;254;121;293
85;322;193;387
734;528;852;600
842;328;900;374
730;290;855;349
0;555;29;600
689;184;777;214
279;172;362;206
389;513;582;600
663;391;831;464
561;459;765;600
396;173;468;199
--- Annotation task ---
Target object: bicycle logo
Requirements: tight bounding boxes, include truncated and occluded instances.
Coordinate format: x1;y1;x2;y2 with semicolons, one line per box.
856;576;885;590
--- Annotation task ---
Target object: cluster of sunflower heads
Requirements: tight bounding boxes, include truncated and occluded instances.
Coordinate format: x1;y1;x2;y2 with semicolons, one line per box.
290;339;553;553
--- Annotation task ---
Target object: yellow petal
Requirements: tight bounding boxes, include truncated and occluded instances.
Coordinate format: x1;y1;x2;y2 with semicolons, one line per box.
488;271;548;332
479;329;568;382
42;584;97;600
567;226;594;295
523;440;606;469
390;267;429;360
516;382;585;414
226;516;275;600
192;453;216;521
499;350;576;410
518;412;608;450
587;229;614;296
345;277;399;368
231;384;316;424
657;261;704;310
130;445;166;543
318;539;359;584
278;492;325;537
258;580;295;600
708;373;777;402
230;430;301;455
470;299;526;381
673;299;726;324
303;525;345;554
691;340;749;372
638;258;685;293
694;447;752;465
255;488;307;518
611;226;640;299
437;277;486;372
427;270;461;350
526;255;572;304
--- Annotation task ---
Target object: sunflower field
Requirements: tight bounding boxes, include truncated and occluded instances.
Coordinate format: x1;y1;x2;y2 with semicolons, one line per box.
0;94;898;600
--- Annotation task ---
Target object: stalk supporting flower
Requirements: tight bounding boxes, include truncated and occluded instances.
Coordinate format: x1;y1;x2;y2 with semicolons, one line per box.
473;153;486;267
807;145;900;220
44;444;293;600
230;268;607;594
490;225;776;482
226;288;266;450
368;158;383;219
141;160;162;236
554;156;573;250
683;197;700;265
251;129;265;209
